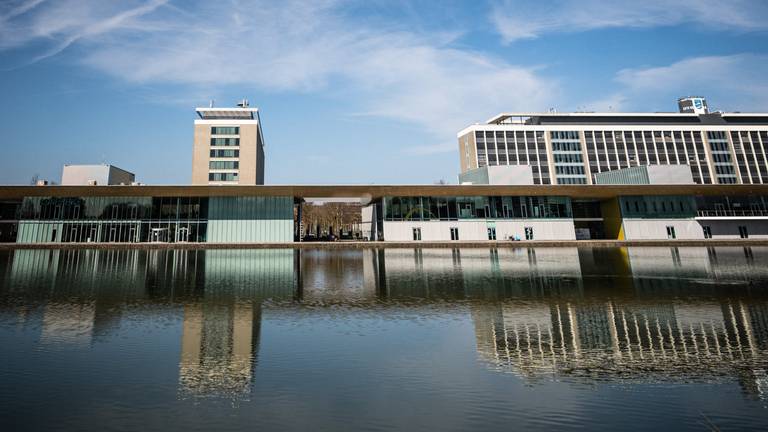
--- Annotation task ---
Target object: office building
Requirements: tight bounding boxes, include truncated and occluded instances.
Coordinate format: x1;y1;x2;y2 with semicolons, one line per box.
457;99;768;186
192;100;265;185
61;164;135;186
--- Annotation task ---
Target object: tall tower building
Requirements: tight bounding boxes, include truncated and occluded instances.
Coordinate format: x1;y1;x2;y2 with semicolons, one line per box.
192;100;265;185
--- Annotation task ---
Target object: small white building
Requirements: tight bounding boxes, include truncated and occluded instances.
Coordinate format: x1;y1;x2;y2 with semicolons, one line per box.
61;164;135;186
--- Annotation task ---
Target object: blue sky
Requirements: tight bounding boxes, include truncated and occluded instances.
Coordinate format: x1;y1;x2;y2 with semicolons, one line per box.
1;0;768;185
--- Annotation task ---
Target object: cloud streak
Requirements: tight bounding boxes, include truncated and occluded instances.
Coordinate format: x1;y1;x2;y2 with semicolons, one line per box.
491;0;768;42
0;0;557;139
584;54;768;112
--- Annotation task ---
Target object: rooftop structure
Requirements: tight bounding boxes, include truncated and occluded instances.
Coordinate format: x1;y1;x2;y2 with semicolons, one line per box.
458;165;534;185
61;164;135;186
594;165;694;185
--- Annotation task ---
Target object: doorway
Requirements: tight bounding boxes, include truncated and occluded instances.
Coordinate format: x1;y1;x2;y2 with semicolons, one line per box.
177;227;189;243
151;228;168;243
666;226;676;239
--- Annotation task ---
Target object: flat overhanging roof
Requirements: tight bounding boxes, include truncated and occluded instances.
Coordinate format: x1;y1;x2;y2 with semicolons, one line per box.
487;112;701;124
1;184;767;201
195;107;258;120
485;112;768;126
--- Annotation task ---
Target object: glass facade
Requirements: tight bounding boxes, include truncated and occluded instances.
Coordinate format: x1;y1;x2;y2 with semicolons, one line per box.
211;126;239;135
467;125;768;185
15;196;292;244
210;149;239;158
209;161;239;170
708;131;738;184
383;196;572;221
619;196;697;219
695;195;768;217
210;138;239;147
209;173;238;182
551;131;587;184
209;127;241;183
474;130;551;184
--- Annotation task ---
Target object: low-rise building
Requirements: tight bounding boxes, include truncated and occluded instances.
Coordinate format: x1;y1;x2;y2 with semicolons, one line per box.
61;164;135;186
0;184;765;243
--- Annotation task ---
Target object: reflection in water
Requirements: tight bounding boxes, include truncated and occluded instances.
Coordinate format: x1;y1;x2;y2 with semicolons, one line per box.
1;246;768;411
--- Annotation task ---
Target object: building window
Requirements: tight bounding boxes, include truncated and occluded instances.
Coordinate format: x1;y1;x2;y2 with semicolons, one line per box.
525;227;534;240
450;227;459;241
412;227;421;241
487;227;496;240
666;226;676;239
208;173;239;182
211;126;239;135
738;225;749;239
210;138;239;146
210;149;239;158
703;226;712;239
209;161;239;170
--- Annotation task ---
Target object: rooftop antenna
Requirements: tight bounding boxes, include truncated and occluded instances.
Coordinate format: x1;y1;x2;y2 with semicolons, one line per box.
209;99;215;108
237;98;249;108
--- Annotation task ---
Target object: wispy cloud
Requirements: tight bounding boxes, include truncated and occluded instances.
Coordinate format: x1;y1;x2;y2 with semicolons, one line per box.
403;142;457;155
584;54;768;112
491;0;768;42
0;0;557;139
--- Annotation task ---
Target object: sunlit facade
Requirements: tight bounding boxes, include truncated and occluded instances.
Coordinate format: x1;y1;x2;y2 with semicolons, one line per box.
458;111;768;186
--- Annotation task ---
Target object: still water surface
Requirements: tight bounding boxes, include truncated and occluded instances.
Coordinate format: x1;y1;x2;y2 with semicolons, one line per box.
1;247;768;431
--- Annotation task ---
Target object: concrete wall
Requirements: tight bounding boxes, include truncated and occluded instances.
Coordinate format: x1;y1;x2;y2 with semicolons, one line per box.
361;205;375;240
647;165;694;184
458;131;477;173
622;219;703;240
62;165;134;185
459;165;534;185
697;219;768;239
107;166;135;185
382;219;576;241
594;165;693;185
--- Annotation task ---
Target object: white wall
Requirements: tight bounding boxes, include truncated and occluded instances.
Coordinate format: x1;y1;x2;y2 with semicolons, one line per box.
361;206;375;240
622;219;703;240
382;220;576;241
697;219;768;239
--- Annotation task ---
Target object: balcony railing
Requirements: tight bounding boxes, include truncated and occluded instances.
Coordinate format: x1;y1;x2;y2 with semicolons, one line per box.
697;209;768;217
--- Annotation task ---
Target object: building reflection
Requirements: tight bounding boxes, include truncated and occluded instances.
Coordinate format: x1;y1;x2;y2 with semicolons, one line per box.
1;246;768;400
0;248;297;400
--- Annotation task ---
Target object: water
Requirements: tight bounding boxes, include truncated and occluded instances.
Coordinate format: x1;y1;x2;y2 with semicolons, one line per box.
1;246;767;431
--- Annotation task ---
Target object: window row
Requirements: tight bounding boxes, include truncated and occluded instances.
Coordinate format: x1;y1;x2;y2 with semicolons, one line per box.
619;196;697;219
18;197;209;221
210;138;239;147
211;126;239;135
383;196;572;221
209;161;239;170
210;149;239;158
551;131;579;140
209;173;239;181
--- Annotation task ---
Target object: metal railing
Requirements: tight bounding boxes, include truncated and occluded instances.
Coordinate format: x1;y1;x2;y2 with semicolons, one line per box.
697;209;768;217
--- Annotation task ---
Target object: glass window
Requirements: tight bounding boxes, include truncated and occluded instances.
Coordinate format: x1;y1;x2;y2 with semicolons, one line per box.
211;126;239;135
